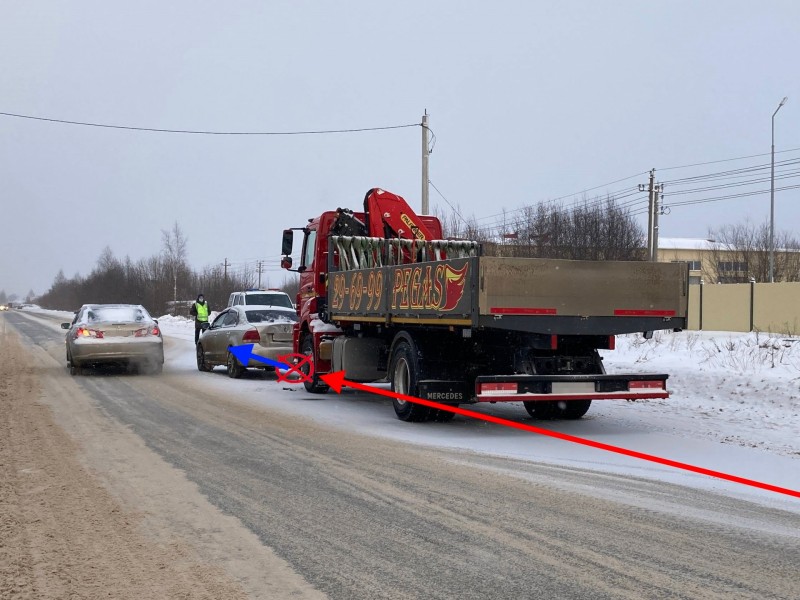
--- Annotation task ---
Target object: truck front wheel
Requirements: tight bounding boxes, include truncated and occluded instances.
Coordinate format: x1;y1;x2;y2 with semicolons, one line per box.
390;340;432;422
301;335;329;394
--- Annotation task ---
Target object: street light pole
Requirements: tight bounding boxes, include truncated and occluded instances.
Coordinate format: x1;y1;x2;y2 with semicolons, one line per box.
770;96;788;283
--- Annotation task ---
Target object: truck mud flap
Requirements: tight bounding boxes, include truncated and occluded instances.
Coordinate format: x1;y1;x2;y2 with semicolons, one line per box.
474;373;669;402
417;380;470;405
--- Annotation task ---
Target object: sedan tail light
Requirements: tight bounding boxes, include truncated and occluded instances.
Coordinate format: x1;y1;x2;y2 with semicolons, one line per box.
134;326;161;337
242;328;261;343
76;327;103;339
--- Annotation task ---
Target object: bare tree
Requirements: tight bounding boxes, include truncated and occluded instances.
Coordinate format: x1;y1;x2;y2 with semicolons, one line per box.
433;202;484;241
708;221;800;283
161;222;189;313
482;195;645;261
280;275;300;303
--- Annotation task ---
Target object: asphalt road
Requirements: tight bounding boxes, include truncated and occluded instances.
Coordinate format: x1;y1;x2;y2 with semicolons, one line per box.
5;309;800;600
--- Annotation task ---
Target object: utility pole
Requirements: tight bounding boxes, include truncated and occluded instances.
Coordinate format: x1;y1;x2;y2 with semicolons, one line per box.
640;169;665;262
257;260;263;288
421;110;429;215
223;258;229;282
653;183;664;263
641;169;656;261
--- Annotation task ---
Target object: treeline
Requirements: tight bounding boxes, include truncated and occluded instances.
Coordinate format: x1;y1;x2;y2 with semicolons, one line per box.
36;223;298;315
437;195;645;260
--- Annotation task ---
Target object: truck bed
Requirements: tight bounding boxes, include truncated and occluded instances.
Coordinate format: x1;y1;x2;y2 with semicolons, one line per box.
327;253;688;335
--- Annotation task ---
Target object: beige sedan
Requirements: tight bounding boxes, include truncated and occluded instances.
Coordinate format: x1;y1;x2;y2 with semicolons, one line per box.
196;304;297;378
62;304;164;375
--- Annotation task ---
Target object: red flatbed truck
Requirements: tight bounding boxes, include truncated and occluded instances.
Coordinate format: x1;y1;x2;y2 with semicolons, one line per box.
280;188;688;422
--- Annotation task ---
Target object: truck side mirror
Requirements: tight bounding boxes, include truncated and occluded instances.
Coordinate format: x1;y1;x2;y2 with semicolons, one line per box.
281;230;294;256
281;256;293;270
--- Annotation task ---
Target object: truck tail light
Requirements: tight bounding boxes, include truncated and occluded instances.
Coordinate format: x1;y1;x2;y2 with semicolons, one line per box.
76;327;103;339
629;380;663;390
608;335;615;350
242;328;261;343
479;382;518;395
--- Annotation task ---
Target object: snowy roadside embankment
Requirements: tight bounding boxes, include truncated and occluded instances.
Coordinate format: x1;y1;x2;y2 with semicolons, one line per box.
602;330;800;457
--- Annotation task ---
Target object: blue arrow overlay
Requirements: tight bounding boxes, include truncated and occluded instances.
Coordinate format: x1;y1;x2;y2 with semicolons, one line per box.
229;344;290;370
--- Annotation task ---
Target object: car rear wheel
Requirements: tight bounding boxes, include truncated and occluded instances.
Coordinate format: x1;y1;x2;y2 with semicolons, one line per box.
67;350;82;376
196;344;212;372
147;360;163;375
226;350;245;379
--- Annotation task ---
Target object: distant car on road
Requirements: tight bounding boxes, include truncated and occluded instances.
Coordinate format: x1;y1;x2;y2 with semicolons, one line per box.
227;289;294;310
196;304;297;378
61;304;164;376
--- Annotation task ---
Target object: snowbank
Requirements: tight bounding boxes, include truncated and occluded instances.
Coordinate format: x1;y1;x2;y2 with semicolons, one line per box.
602;330;800;457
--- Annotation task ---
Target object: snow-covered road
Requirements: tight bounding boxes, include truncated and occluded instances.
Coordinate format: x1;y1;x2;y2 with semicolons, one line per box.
25;308;800;512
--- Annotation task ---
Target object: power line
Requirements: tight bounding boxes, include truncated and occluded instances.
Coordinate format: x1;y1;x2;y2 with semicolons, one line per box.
663;169;800;196
662;158;800;185
631;183;800;216
469;192;650;239
0;110;421;135
429;180;469;226
471;171;649;223
658;146;800;171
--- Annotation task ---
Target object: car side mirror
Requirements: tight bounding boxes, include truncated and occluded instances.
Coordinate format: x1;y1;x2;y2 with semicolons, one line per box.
281;229;294;255
61;323;70;329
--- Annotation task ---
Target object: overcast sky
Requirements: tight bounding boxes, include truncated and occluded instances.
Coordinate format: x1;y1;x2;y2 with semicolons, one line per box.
1;1;799;298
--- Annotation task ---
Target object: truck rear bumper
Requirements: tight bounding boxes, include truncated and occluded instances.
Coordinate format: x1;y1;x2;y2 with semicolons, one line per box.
474;374;669;402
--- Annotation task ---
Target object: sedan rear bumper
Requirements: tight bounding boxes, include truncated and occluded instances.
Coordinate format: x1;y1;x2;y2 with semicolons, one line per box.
70;338;164;365
250;343;293;368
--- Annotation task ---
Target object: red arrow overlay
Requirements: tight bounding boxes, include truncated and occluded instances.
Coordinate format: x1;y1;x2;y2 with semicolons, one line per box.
319;371;800;499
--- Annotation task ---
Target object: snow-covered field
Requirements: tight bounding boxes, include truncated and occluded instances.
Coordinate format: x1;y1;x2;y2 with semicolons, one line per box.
18;307;800;510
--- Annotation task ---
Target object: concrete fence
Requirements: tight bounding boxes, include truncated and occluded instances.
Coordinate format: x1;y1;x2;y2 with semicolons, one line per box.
688;282;800;334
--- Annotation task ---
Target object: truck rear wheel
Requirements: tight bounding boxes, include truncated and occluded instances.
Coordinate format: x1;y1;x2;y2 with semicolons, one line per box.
523;401;559;420
561;400;592;419
301;335;329;394
390;340;432;422
523;399;592;420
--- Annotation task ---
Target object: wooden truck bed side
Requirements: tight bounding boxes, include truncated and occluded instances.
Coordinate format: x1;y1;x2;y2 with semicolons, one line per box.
327;242;688;335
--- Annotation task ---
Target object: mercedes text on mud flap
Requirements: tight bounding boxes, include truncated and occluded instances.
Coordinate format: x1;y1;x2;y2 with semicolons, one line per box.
280;187;688;422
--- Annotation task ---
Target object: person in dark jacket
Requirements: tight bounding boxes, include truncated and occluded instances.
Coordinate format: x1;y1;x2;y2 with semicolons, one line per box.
189;293;210;344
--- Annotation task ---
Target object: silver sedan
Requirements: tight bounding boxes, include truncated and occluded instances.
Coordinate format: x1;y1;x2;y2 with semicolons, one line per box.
196;304;297;378
62;304;164;375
